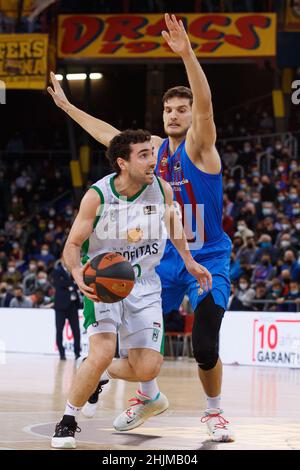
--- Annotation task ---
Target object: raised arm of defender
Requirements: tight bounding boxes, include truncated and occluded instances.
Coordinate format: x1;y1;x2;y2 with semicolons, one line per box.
47;71;119;147
160;177;212;291
162;13;221;174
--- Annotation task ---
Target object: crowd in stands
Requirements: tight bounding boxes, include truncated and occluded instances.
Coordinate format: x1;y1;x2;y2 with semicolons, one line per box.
1;117;300;313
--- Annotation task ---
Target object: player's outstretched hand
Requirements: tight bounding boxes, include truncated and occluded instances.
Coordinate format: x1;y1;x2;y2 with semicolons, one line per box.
47;71;70;111
162;13;192;57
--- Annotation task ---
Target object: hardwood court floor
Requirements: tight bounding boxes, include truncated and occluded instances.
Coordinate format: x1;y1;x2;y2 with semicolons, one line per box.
1;353;300;450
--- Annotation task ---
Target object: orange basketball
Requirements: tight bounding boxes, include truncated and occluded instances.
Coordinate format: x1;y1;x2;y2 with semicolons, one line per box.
83;252;135;303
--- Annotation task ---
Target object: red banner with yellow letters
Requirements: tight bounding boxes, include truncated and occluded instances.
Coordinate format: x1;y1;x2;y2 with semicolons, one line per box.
58;13;276;59
0;34;48;89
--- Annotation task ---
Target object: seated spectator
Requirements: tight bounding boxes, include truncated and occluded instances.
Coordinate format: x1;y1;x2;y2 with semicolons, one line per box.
36;271;53;297
0;282;14;307
34;243;55;266
234;219;254;244
228;283;247;311
281;250;300;282
232;233;244;256
252;281;268;311
30;288;53;308
276;281;300;312
260;175;277;202
9;286;33;308
2;260;22;285
276;234;297;258
236;275;255;309
253;234;278;264
266;278;283;311
236;235;257;264
252;254;276;283
262;217;279;244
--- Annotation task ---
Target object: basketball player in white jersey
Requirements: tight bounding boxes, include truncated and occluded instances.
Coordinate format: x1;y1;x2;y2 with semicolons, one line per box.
51;129;211;448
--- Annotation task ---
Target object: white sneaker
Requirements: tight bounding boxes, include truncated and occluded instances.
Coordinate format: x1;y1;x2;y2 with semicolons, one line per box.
113;390;169;431
81;379;109;418
201;408;235;442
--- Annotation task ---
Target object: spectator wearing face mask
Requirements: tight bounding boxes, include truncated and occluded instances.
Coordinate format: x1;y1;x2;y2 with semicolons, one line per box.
284;188;300;218
236;275;255;309
221;145;238;169
0;282;14;307
250;190;263;219
237;141;255;171
236;235;257;265
273;139;284;159
281;251;300;282
276;234;297;259
22;261;38;295
4;214;16;236
291;218;300;249
9;286;33;308
266;278;283;311
260;175;277;203
252;254;276;283
224;178;238;202
261;202;275;220
232;233;244;256
34;244;55;266
262;217;279;244
252;281;268;311
231;190;247;220
234;219;255;244
2;260;22;285
30;288;53;308
35;271;52;296
228;283;247;311
280;281;300;312
252;234;278;264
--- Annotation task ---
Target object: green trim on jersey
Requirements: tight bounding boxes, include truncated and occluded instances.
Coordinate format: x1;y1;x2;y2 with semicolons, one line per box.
90;185;105;229
83;296;96;330
160;320;165;355
110;175;147;202
156;176;166;204
81;186;105;256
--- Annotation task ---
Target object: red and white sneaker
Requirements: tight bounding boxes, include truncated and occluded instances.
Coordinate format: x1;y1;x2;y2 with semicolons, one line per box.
201;408;235;442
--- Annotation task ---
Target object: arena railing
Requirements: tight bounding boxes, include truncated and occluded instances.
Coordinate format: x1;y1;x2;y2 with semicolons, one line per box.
231;299;300;312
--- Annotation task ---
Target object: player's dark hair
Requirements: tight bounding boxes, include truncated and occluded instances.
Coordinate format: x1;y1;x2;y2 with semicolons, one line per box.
106;129;151;174
162;86;193;107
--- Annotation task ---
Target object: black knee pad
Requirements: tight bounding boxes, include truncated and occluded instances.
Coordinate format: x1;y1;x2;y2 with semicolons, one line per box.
192;293;224;371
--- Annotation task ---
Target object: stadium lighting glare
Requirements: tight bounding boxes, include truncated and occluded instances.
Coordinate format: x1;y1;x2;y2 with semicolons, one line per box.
66;73;87;80
90;73;103;80
55;73;103;81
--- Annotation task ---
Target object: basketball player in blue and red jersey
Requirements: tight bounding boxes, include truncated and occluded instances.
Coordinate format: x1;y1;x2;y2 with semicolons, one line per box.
48;13;234;443
152;14;234;442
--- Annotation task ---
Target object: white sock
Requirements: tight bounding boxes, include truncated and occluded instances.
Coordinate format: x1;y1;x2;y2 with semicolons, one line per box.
139;379;159;399
206;394;221;410
101;369;113;381
64;401;82;419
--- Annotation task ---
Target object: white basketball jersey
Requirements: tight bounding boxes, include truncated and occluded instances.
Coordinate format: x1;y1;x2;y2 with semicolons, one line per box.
82;173;167;279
